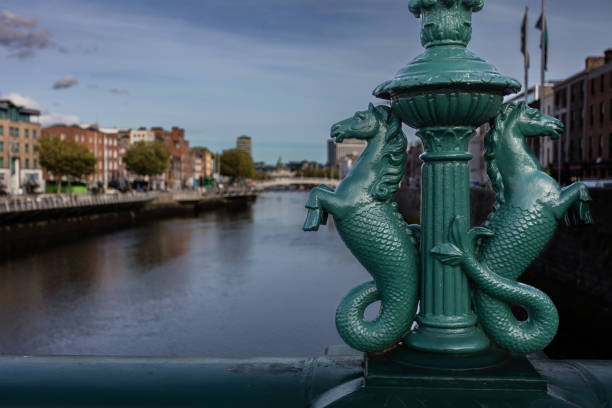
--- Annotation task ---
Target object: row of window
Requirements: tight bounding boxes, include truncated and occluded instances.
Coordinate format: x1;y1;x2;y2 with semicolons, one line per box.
590;72;612;96
0;141;38;154
588;100;612;127
0;126;38;138
58;133;118;146
0;157;38;169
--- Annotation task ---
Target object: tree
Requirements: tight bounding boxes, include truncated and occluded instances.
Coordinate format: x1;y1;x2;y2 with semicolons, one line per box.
39;135;97;193
123;141;171;189
220;149;255;181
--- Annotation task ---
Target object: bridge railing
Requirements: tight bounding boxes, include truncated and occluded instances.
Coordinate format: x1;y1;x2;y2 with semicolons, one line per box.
0;192;158;214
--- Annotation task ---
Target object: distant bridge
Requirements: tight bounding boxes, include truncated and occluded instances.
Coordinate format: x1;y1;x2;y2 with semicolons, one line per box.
254;178;340;190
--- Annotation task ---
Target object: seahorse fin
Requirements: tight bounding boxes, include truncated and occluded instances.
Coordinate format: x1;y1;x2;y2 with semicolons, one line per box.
431;243;466;266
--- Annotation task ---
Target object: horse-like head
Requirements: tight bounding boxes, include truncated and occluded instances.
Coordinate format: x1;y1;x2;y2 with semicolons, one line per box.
511;102;564;140
331;103;396;143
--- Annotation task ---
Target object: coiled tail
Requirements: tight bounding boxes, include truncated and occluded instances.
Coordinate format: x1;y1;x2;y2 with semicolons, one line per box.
335;280;417;353
333;204;419;353
432;216;559;353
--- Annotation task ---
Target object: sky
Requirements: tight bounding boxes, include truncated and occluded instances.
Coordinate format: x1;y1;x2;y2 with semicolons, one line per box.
0;0;611;164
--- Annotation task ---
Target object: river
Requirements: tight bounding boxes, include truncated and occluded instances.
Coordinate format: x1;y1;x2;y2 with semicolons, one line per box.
0;192;373;357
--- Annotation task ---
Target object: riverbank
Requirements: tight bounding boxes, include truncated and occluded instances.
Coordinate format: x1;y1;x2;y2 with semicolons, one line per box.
0;192;257;258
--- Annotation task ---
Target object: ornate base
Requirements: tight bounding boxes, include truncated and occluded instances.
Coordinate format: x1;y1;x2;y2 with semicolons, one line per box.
404;323;490;354
366;346;546;390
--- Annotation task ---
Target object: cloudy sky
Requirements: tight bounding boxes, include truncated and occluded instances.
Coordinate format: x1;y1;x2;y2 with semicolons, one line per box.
1;0;610;163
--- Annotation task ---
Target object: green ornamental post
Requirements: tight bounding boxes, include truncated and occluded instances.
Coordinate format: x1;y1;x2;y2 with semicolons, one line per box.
304;0;593;358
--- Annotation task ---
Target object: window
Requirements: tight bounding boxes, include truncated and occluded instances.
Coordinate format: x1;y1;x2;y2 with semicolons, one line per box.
33;159;37;169
601;103;606;126
591;79;596;95
0;125;3;135
60;133;65;141
25;159;29;169
0;142;3;152
0;157;4;168
33;145;38;153
600;135;604;158
25;144;29;153
590;105;594;127
25;129;29;138
32;130;36;139
601;75;605;93
14;128;18;137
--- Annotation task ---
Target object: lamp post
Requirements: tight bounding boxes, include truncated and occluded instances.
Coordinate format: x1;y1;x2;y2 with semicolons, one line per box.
373;0;520;353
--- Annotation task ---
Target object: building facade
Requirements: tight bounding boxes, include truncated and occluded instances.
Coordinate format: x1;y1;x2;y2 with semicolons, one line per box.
189;147;213;187
129;128;155;145
327;138;366;168
42;124;120;188
236;135;252;156
0;100;42;193
152;127;190;189
553;50;612;181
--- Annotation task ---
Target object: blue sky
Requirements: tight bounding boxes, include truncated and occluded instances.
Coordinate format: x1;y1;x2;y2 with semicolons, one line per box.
1;0;611;163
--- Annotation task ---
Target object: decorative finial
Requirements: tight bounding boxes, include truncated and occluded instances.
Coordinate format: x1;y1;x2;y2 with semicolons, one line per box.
408;0;485;48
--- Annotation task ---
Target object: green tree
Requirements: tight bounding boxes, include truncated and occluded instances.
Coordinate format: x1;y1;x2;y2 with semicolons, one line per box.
220;149;255;181
39;135;97;193
123;141;171;189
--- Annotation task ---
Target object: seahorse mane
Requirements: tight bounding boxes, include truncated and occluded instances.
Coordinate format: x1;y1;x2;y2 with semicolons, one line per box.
484;103;518;210
370;105;408;201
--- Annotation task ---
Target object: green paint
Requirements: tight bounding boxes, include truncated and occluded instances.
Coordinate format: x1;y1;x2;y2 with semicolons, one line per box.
432;103;593;353
303;104;419;353
304;0;593;356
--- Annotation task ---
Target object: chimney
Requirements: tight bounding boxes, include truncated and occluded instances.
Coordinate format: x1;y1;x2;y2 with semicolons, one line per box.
585;56;605;71
605;49;612;64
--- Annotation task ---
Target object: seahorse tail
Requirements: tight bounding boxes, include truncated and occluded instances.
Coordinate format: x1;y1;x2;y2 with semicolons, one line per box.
335;280;416;353
463;257;559;353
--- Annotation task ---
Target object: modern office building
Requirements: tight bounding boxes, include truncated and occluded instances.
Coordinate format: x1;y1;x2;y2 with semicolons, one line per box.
0;99;42;193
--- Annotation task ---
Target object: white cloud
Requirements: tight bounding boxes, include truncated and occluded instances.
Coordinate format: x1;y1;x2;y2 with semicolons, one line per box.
1;92;41;110
36;112;80;126
1;92;80;126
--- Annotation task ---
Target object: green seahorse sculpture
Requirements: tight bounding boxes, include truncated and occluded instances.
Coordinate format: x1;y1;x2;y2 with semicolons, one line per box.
303;104;419;353
433;103;593;353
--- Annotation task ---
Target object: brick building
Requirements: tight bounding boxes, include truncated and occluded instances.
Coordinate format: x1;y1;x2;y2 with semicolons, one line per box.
553;50;612;181
42;124;120;188
152;127;189;189
0;100;42;193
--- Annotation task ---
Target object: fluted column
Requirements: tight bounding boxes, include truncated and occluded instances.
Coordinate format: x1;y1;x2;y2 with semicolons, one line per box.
404;126;490;353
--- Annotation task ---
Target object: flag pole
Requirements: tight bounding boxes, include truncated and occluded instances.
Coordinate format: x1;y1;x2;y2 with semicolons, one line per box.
524;6;529;105
540;0;546;96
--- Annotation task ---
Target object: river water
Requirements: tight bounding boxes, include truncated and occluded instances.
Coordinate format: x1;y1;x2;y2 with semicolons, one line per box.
0;192;372;357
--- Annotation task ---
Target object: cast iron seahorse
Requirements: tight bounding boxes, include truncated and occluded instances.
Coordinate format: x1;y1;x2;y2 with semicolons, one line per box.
433;103;593;353
302;104;419;353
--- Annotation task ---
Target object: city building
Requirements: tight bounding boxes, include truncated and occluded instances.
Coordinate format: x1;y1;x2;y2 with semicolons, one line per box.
553;50;612;181
468;124;488;187
339;154;358;179
327;138;366;168
152;126;190;189
42;124;120;188
129;127;155;145
236;135;252;156
189;147;213;187
401;142;424;189
0;99;43;194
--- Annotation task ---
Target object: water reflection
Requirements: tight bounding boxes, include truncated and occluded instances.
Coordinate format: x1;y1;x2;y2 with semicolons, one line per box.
0;192;369;357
